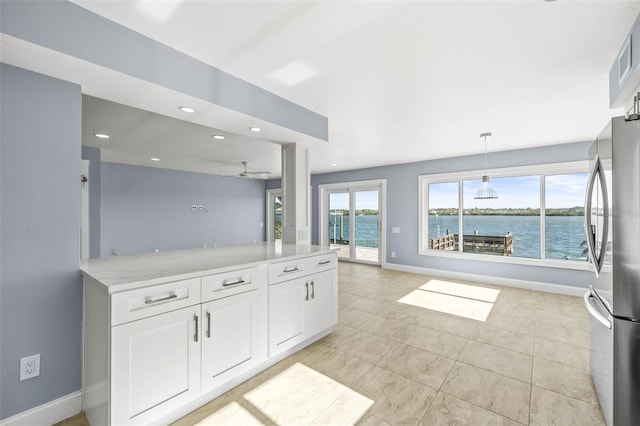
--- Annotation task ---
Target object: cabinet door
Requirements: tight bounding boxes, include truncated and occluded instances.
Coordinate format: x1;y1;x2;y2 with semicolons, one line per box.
201;289;267;392
269;278;305;355
305;270;336;338
111;305;201;425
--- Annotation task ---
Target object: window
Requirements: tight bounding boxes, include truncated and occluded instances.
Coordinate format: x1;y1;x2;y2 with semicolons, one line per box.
544;173;588;261
419;162;589;266
428;182;459;250
463;175;540;258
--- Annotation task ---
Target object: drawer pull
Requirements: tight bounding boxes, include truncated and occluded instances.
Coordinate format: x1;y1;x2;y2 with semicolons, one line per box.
222;279;245;287
144;293;178;305
318;260;331;265
283;266;300;274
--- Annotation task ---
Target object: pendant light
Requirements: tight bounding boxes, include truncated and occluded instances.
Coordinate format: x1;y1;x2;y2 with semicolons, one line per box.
474;132;498;199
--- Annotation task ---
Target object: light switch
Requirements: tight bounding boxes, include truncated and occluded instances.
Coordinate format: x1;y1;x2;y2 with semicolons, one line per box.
392;227;400;234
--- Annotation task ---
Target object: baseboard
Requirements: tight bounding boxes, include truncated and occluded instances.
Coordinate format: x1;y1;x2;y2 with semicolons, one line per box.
383;263;586;297
0;391;82;426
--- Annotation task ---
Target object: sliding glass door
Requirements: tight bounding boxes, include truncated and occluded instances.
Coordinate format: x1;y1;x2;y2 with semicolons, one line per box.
320;181;383;264
329;192;349;258
354;190;380;263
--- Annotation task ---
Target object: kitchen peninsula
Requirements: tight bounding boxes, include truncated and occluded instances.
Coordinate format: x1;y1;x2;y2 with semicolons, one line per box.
81;243;338;426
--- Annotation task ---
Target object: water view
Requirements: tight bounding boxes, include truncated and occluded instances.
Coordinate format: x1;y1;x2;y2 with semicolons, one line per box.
429;214;587;260
329;214;379;248
326;213;587;260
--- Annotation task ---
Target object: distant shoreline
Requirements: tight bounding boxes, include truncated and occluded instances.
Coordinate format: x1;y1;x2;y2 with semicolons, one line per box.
429;207;584;217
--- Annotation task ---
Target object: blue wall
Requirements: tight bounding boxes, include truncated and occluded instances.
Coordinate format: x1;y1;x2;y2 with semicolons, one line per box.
268;141;592;288
0;64;82;419
100;162;267;256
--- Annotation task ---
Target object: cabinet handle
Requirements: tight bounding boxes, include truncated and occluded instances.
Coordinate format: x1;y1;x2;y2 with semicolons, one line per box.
311;281;315;299
305;282;309;301
283;266;300;273
222;279;245;287
144;293;178;304
318;260;331;265
194;315;199;342
206;311;211;338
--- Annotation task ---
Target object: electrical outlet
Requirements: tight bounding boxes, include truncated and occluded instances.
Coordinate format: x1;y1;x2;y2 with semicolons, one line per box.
20;354;40;381
391;251;396;258
191;205;197;211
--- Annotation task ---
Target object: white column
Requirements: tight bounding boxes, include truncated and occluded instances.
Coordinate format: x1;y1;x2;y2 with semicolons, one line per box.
281;144;311;245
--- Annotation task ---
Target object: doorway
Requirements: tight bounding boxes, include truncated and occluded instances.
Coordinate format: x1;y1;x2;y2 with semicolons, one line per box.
266;188;283;243
320;180;386;265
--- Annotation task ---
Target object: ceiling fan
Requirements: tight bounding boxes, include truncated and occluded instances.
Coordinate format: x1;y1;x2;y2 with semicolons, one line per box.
238;161;271;178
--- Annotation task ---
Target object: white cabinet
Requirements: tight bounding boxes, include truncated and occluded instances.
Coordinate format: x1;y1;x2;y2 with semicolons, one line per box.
83;248;337;426
110;305;201;426
268;258;337;356
269;277;306;353
305;270;336;338
201;287;267;393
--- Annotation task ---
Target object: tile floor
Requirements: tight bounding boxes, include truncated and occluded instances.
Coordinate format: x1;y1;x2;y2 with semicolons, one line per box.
58;262;602;426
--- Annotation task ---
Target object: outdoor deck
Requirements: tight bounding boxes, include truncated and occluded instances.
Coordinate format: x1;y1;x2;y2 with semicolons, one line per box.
331;243;379;263
430;232;513;256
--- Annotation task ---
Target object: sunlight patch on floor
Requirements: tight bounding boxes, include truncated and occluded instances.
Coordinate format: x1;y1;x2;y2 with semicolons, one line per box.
398;279;500;321
243;362;373;425
194;401;262;425
419;279;500;302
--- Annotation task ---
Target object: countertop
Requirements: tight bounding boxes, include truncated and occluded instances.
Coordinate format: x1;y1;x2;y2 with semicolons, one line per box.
80;242;336;293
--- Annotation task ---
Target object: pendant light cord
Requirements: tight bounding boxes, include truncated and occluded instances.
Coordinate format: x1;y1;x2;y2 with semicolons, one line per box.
483;135;488;176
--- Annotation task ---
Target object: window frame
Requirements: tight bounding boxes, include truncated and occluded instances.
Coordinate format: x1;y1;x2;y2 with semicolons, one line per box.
418;161;591;270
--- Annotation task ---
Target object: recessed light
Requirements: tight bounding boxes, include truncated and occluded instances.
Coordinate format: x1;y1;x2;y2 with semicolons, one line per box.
249;127;261;132
150;157;161;162
212;134;226;140
330;163;337;167
94;133;110;139
178;106;196;113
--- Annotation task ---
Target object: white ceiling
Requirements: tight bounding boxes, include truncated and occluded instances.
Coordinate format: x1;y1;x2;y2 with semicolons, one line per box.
14;1;640;176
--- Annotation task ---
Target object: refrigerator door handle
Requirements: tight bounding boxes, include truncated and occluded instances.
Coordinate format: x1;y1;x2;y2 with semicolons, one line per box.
584;156;597;273
584;290;612;329
584;154;608;276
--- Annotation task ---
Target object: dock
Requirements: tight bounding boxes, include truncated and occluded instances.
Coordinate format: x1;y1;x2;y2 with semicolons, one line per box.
430;231;513;256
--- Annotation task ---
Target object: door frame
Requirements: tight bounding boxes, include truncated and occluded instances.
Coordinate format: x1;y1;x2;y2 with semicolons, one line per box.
318;179;387;267
81;159;90;260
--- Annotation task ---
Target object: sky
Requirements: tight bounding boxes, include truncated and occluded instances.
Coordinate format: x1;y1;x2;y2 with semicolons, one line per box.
429;173;588;209
326;173;589;212
329;190;379;210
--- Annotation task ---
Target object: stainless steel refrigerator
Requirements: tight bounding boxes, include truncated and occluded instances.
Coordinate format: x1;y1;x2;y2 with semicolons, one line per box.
584;115;640;426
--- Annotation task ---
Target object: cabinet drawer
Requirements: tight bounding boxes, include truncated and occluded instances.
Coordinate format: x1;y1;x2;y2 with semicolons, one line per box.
111;278;201;326
268;258;309;284
307;253;338;273
201;265;267;302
